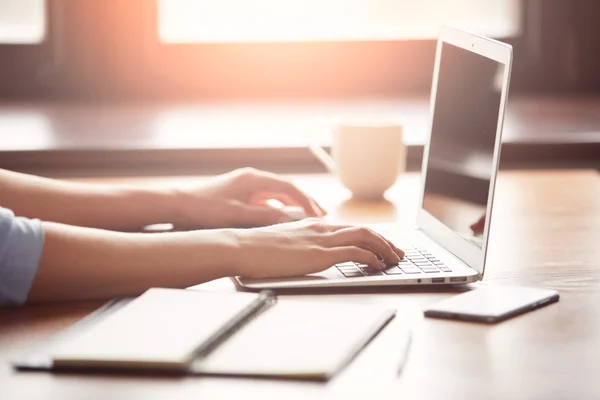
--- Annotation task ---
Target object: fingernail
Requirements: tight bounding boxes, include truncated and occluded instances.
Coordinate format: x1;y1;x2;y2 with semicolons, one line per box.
378;260;387;270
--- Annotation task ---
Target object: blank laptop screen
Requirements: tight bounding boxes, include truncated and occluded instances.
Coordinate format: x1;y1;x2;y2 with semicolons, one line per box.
422;42;505;248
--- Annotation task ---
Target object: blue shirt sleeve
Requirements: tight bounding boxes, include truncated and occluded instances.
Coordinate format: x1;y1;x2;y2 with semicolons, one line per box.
0;207;45;307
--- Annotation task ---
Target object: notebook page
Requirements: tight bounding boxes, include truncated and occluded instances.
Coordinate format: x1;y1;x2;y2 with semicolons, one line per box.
50;288;261;369
190;299;395;379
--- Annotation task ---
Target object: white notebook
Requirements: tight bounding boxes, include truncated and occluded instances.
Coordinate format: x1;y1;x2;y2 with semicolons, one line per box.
14;288;395;380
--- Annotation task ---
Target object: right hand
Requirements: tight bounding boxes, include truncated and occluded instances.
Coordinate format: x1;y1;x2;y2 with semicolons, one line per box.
231;219;405;279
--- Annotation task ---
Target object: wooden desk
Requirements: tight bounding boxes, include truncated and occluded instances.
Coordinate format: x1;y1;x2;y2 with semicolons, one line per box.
2;170;600;399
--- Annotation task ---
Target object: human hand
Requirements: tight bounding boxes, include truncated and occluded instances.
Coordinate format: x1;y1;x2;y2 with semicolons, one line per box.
230;218;405;278
167;168;326;229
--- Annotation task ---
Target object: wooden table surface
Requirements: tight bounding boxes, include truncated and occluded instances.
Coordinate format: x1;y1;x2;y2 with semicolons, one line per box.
2;169;600;400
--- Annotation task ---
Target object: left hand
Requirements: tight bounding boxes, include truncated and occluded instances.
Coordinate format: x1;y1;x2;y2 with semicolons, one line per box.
167;168;326;229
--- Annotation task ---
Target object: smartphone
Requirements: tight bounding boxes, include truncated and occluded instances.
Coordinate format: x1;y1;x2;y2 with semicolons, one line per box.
423;286;559;323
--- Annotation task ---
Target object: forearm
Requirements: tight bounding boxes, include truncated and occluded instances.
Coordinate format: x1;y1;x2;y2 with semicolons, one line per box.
0;169;174;230
28;223;238;303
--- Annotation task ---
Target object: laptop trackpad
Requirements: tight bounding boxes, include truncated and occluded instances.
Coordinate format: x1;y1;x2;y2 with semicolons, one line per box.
237;267;343;287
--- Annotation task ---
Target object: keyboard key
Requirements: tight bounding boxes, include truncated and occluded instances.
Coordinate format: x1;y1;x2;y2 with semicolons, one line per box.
383;266;403;275
342;270;365;278
413;261;433;266
361;267;384;276
336;262;356;268
419;264;439;269
337;266;359;272
337;263;357;268
439;268;453;272
401;268;422;274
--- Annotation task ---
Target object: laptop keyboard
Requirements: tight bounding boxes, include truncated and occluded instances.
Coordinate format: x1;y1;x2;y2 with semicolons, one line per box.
335;244;452;278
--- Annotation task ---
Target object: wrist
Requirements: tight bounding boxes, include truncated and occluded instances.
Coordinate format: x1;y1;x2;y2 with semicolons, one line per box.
144;228;243;282
219;229;246;277
117;186;178;228
159;184;212;228
215;229;245;277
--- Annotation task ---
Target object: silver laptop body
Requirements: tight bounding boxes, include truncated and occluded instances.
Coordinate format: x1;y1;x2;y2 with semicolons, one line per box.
237;27;513;290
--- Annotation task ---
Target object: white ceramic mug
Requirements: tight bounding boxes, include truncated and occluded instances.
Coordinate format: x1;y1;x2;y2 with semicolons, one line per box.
310;118;406;200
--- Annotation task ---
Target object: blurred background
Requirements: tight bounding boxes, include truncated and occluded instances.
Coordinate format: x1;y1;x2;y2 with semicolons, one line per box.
0;0;598;177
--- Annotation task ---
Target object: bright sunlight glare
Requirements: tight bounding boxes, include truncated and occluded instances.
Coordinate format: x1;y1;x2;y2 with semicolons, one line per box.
159;0;521;43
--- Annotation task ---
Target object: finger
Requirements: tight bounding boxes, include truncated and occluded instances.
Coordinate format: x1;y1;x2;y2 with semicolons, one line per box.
376;234;405;259
325;225;404;259
230;203;292;227
316;202;328;216
309;197;326;217
324;224;404;256
324;227;401;265
326;247;387;270
253;176;323;217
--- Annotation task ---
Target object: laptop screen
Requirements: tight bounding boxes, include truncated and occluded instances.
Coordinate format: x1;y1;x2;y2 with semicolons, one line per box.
422;42;505;249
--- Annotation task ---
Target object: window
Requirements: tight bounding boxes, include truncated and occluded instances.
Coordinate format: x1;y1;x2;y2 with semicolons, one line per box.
0;0;45;44
158;0;521;43
0;0;536;101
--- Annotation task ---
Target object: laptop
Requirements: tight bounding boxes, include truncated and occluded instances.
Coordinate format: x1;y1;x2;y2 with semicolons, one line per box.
236;27;513;289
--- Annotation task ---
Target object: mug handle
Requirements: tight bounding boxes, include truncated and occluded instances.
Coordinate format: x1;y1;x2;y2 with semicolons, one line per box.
309;144;337;174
